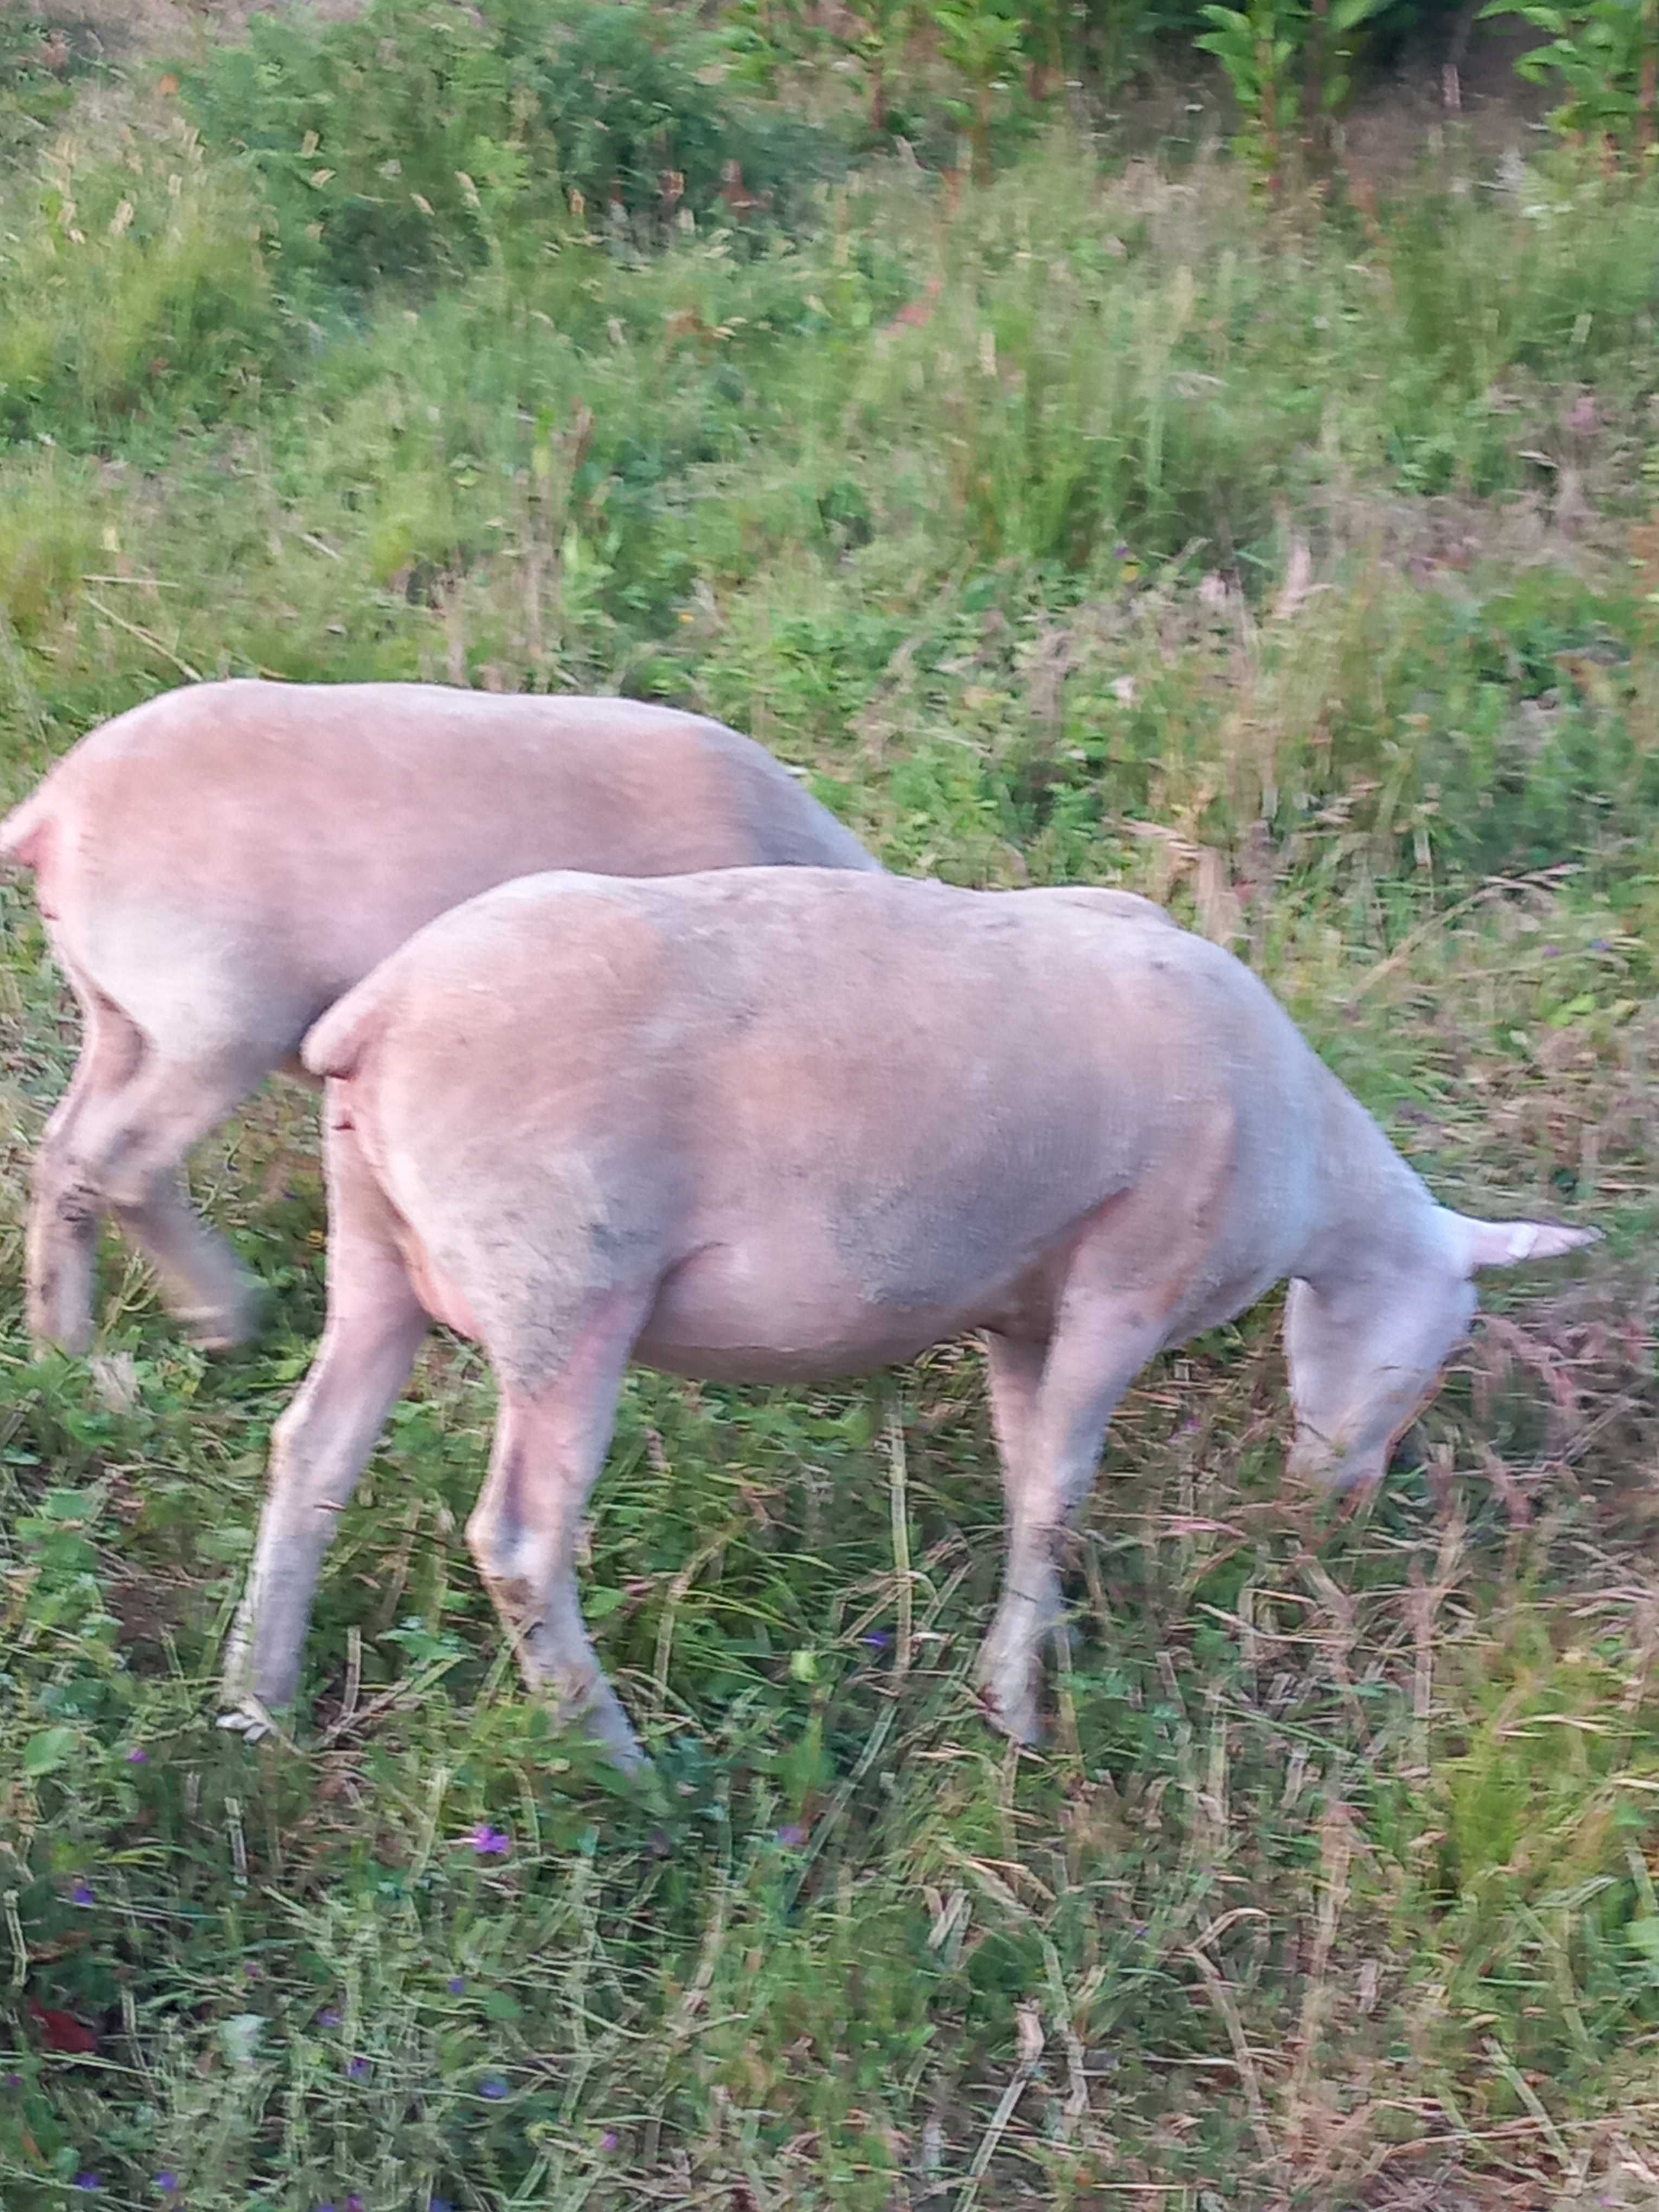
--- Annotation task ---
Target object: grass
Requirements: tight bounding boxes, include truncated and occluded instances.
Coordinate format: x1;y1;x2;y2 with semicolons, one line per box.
3;14;1659;2206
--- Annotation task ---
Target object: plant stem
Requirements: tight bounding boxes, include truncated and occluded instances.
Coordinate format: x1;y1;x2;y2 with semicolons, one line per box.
1304;0;1330;163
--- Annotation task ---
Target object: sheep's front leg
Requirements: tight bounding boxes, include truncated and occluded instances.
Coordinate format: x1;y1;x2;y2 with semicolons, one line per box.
976;1299;1166;1746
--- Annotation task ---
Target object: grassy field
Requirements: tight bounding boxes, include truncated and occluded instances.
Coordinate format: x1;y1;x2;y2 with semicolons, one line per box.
4;8;1659;2207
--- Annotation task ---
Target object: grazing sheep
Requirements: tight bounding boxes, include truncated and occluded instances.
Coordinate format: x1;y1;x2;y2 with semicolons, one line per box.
222;867;1597;1761
1;680;876;1353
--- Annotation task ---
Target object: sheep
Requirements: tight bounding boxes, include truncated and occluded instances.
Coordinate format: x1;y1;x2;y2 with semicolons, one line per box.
222;865;1597;1760
1;680;876;1354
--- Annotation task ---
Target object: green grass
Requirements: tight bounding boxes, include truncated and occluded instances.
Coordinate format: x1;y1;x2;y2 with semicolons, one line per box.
4;20;1659;2207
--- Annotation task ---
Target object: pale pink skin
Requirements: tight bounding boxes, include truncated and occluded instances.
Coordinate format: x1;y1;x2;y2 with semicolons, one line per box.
0;679;876;1354
222;868;1598;1763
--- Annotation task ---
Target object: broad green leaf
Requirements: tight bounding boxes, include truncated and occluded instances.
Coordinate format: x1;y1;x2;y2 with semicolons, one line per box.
23;1726;78;1778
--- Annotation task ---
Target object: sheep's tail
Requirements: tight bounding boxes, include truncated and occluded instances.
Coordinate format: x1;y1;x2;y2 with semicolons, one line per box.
0;787;52;872
302;970;395;1084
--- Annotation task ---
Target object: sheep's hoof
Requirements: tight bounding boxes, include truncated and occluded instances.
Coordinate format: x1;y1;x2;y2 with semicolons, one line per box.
25;1286;94;1359
974;1625;1044;1747
183;1289;264;1353
548;1674;648;1773
215;1706;272;1745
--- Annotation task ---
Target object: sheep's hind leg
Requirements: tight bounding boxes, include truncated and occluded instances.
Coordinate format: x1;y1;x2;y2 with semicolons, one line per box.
32;1005;271;1353
466;1290;654;1770
221;1118;428;1736
27;984;143;1354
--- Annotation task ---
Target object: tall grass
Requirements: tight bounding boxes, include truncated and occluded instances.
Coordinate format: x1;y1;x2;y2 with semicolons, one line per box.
0;124;278;453
7;120;1659;872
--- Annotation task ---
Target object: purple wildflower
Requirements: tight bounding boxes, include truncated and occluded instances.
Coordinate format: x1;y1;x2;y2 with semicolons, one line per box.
243;1962;260;1982
318;2008;342;2029
860;1631;891;1651
1114;541;1130;559
430;2200;455;2212
126;1747;148;1765
70;1881;94;1907
347;2056;370;2081
1592;938;1612;953
468;1824;510;1857
156;2178;179;2197
446;1976;466;1996
346;2197;364;2212
775;1824;807;1849
1542;944;1561;958
4;2072;21;2088
73;2178;101;2194
646;1829;671;1858
479;2074;509;2100
600;2130;619;2153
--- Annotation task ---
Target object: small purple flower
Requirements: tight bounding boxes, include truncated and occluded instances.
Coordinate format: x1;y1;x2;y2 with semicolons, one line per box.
1542;944;1561;958
126;1747;148;1765
479;2074;509;2100
646;1828;671;1858
70;1881;94;1907
430;2200;455;2212
1591;938;1611;953
156;2178;179;2197
318;2008;342;2029
775;1824;807;1849
4;2072;21;2088
860;1631;891;1651
1114;541;1130;559
73;2179;101;2195
243;1962;260;1982
347;2055;370;2081
346;2198;364;2212
468;1824;510;1857
446;1975;466;1995
600;2130;619;2153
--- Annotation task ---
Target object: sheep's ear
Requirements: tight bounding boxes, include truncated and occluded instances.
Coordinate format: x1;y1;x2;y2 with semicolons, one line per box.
1441;1209;1601;1276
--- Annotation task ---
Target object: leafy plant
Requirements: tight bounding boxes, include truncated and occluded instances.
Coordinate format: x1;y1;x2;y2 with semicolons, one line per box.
931;0;1028;179
835;0;916;132
1483;0;1659;160
1198;0;1388;184
1197;0;1306;185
